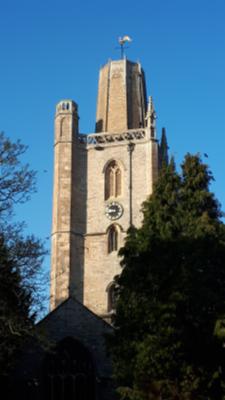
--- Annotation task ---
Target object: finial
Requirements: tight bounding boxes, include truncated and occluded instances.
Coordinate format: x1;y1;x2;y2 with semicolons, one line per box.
145;96;156;137
118;35;132;59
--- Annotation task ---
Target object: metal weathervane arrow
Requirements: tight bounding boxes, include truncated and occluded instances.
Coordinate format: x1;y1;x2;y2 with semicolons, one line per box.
118;35;132;59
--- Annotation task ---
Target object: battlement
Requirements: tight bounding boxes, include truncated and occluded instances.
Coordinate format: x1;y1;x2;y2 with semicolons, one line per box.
78;127;157;148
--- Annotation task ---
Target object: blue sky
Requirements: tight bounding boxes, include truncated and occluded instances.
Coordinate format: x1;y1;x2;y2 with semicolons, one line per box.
1;0;225;307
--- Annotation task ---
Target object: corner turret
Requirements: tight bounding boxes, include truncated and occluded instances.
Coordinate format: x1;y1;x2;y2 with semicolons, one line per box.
55;99;79;143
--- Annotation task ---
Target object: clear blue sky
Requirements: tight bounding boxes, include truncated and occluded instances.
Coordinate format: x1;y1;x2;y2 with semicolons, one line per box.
1;0;225;306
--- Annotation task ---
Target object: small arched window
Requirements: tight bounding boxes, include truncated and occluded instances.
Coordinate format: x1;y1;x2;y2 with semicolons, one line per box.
108;225;118;253
105;161;122;200
107;283;117;312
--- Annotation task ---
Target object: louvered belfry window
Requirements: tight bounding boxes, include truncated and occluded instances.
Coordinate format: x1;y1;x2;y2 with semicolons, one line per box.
105;161;122;200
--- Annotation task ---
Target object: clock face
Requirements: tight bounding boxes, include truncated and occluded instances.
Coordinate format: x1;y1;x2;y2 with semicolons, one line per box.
105;202;123;220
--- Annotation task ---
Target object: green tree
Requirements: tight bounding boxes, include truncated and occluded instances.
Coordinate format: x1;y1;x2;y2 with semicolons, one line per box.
0;132;47;378
109;154;225;400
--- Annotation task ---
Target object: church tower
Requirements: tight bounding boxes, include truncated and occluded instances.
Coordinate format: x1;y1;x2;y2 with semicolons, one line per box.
50;57;159;318
96;59;147;132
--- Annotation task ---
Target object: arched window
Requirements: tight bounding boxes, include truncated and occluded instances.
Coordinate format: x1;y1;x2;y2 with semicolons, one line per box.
108;225;118;253
105;161;122;200
107;283;117;312
43;337;95;400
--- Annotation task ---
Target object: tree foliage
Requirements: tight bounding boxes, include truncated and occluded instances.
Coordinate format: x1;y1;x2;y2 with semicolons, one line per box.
159;127;169;168
109;154;225;400
0;132;47;377
0;132;36;219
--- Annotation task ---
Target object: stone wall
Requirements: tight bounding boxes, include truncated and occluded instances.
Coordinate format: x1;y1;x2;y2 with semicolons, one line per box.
83;132;158;315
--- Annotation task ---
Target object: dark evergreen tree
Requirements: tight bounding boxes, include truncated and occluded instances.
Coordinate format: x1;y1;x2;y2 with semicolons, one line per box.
109;154;225;400
159;127;169;168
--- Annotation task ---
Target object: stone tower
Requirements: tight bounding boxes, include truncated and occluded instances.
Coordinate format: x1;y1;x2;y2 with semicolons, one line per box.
50;58;159;318
50;100;86;309
96;59;147;132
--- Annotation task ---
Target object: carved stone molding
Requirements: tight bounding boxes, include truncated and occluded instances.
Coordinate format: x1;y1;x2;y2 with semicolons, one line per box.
78;128;151;148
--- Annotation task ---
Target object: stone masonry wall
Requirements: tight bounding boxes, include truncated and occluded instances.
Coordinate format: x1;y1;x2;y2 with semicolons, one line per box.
83;134;158;315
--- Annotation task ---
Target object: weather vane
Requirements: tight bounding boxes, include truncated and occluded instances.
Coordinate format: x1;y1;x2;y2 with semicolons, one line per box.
118;35;132;59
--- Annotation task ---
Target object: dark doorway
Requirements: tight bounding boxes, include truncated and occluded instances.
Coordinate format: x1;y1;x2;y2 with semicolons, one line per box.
43;337;95;400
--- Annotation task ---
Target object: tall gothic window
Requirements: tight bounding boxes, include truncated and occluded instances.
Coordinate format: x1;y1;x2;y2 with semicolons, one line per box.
107;282;117;312
105;161;122;200
43;337;95;400
108;225;118;253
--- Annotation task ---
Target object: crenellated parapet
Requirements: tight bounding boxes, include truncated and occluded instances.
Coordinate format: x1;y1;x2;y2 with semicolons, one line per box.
78;127;157;148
